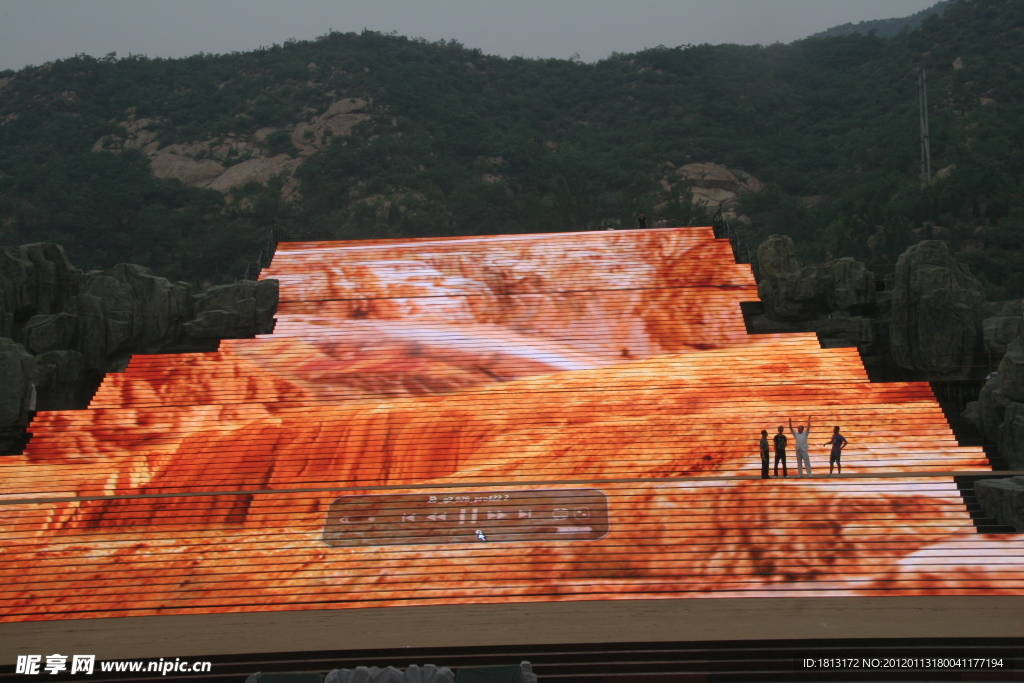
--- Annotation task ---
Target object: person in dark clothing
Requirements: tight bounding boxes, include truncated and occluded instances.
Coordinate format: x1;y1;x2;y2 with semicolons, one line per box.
759;429;770;479
637;212;648;230
773;425;788;477
824;425;849;476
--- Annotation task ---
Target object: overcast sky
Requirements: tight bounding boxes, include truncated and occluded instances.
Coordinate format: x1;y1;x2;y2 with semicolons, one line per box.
0;0;942;73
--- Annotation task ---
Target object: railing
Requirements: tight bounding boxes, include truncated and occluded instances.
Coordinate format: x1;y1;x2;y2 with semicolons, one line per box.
239;224;339;281
930;380;986;415
240;236;276;281
712;210;759;282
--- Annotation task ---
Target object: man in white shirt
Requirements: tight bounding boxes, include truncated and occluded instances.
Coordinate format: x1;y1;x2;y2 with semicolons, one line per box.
789;415;812;477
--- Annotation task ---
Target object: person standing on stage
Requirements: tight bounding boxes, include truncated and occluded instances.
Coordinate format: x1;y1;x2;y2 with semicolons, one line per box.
759;429;771;479
773;425;787;478
789;415;813;477
637;212;648;230
824;426;848;477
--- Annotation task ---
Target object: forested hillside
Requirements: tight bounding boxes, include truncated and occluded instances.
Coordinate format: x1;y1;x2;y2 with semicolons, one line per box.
811;0;954;39
1;0;1022;296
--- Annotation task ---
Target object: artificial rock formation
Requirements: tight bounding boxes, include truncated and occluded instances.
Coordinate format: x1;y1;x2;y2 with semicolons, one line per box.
752;235;877;351
982;299;1023;354
0;242;82;337
974;477;1024;532
752;234;1024;464
756;234;823;321
0;338;34;448
975;328;1024;470
0;242;278;453
890;240;985;376
749;235;1024;383
756;235;876;322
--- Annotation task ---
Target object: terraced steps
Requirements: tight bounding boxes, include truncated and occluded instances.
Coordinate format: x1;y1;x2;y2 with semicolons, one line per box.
1;227;1021;630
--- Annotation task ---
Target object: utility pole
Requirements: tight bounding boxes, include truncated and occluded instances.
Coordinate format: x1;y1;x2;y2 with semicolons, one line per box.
919;69;932;185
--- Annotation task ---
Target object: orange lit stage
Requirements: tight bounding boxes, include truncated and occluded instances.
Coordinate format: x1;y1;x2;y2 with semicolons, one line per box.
1;227;1023;658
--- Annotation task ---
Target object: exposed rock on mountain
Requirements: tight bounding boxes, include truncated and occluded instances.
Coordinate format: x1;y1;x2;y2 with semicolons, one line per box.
207;154;303;194
661;162;764;214
890;240;985;376
149;152;225;187
0;242;279;453
91;98;370;196
289;97;371;155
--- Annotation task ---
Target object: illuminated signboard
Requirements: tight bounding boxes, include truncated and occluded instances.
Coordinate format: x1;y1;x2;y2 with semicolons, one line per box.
323;489;610;546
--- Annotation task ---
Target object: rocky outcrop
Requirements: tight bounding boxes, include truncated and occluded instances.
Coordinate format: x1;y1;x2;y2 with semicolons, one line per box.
206;154;303;194
890;240;985;376
675;162;763;212
752;236;1024;381
974;477;1024;531
149;152;225;187
806;313;875;347
14;261;271;370
92;98;370;198
965;299;1024;468
752;234;1024;462
747;235;878;352
0;242;279;453
827;257;878;312
983;315;1022;354
659;162;763;216
981;299;1023;354
32;350;88;411
756;235;876;322
186;279;279;338
0;242;83;338
0;338;35;448
973;337;1024;469
289;97;371;155
756;234;819;321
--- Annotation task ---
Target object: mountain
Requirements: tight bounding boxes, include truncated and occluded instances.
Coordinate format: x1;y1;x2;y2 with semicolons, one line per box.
0;0;1022;297
811;0;957;39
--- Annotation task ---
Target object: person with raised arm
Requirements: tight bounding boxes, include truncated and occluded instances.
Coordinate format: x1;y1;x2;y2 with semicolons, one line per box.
789;415;813;477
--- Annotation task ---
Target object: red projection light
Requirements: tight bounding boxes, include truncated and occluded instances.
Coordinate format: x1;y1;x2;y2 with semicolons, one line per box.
0;227;1021;623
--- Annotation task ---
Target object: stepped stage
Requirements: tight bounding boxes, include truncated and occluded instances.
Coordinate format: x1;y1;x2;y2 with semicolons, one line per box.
1;227;1023;662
